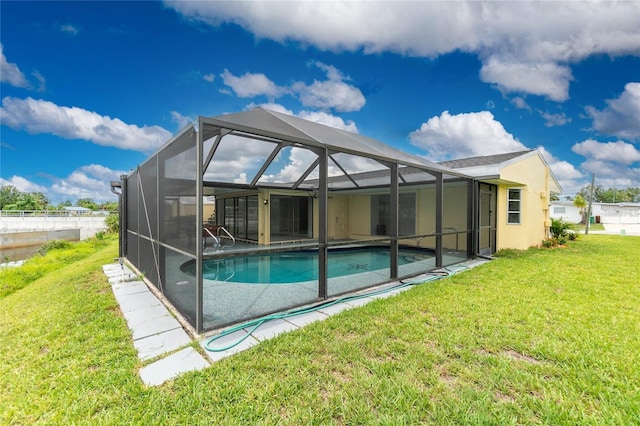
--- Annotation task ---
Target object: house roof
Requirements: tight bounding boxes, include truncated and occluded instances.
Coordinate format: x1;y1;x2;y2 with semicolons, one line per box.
438;150;535;169
438;149;563;193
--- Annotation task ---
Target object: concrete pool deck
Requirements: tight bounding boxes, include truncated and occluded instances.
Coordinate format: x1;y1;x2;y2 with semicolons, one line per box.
103;258;489;386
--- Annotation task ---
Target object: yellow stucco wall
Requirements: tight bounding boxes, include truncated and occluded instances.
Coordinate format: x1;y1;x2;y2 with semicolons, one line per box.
343;185;469;251
497;154;552;250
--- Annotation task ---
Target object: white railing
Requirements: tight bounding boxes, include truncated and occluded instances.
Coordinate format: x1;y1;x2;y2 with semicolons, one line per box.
0;210;112;218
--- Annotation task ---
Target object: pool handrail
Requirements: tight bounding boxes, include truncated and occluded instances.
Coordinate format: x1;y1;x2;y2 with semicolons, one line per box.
417;227;460;252
216;226;236;248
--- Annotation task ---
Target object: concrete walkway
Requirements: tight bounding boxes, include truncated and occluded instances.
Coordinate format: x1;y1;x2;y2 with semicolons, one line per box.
598;223;640;236
102;258;488;386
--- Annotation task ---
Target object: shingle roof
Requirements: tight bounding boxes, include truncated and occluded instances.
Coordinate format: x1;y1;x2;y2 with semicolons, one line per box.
438;150;534;169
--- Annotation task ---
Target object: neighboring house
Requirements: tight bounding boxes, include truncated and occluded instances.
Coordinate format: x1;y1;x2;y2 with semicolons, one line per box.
62;206;92;215
440;150;562;252
550;201;583;223
551;201;640;225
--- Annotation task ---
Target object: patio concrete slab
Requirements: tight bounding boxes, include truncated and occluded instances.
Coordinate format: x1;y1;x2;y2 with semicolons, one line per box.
111;281;148;296
369;286;411;300
123;304;172;327
285;310;328;328
200;329;259;362
108;272;138;285
139;347;209;386
134;328;192;361
245;318;299;341
344;296;376;308
130;314;182;341
115;291;162;313
317;302;353;316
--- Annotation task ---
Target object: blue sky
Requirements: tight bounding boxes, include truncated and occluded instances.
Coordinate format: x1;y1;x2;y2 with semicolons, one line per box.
1;1;639;203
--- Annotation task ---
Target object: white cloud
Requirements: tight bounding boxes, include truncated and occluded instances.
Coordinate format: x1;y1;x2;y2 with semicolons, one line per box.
0;175;48;193
480;59;573;102
539;111;571;127
585;82;640;141
165;1;640;102
0;165;124;203
572;139;640;165
0;44;29;88
0;97;172;152
579;160;639;184
511;96;531;111
32;70;46;92
49;164;125;202
569;139;640;192
220;69;285;98
409;110;527;161
537;146;583;181
291;62;365;112
60;24;79;35
170;111;192;129
203;73;215;83
221;62;365;112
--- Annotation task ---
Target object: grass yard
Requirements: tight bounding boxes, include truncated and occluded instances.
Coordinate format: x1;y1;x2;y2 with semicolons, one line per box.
1;234;639;424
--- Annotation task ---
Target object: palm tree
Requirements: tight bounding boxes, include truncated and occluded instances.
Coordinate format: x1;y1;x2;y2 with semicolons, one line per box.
573;194;587;224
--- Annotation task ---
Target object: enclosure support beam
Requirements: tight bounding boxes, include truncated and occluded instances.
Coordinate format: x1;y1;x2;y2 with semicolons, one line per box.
468;179;476;258
203;129;232;175
196;118;204;333
389;162;399;279
119;175;127;259
435;172;443;268
318;148;328;299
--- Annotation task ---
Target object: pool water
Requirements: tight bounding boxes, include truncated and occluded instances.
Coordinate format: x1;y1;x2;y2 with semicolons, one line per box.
182;247;433;284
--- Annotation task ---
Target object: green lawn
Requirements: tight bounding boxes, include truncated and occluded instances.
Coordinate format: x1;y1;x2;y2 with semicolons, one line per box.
1;235;639;424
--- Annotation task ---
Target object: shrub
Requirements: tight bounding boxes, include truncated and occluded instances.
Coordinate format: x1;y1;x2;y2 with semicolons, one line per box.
550;218;573;239
39;239;72;255
105;213;119;233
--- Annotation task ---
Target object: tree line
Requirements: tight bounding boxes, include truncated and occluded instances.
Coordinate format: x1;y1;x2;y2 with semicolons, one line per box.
0;185;118;211
568;185;640;203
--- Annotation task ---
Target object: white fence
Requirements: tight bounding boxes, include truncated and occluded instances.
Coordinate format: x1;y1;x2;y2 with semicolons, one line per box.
0;210;110;218
0;210;110;239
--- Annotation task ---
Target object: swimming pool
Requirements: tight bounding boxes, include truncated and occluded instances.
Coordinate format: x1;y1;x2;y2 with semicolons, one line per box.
181;246;433;284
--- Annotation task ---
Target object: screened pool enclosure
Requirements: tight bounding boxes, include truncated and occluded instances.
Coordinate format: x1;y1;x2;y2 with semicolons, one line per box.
117;108;479;332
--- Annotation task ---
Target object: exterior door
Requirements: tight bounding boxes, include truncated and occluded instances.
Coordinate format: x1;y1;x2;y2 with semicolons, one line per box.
479;183;497;255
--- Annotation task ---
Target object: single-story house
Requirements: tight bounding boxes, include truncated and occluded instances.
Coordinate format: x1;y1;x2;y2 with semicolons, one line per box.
439;150;562;252
551;201;640;225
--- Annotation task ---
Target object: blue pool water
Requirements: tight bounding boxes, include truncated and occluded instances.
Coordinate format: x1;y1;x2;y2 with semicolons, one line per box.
181;246;433;284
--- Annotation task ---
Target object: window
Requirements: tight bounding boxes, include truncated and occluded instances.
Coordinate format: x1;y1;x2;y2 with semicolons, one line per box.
507;189;521;224
218;195;259;241
270;195;312;241
553;207;566;214
370;193;416;236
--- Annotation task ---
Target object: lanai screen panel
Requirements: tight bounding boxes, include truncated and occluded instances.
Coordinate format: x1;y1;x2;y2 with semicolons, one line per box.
204;133;276;184
126;169;139;268
157;129;199;326
258;146;319;186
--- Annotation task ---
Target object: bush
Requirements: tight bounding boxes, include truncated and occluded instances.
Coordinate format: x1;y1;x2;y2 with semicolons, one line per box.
105;213;119;233
550;218;573;239
39;240;72;255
